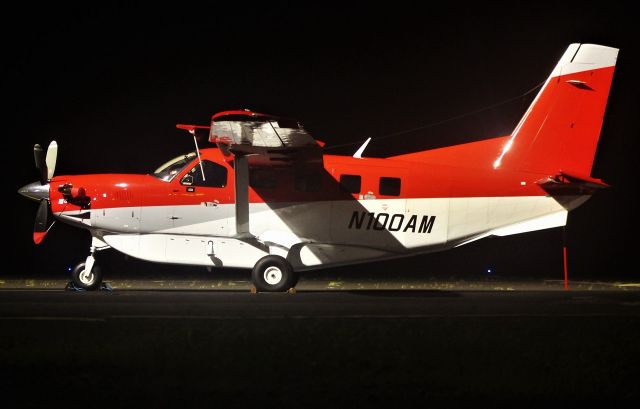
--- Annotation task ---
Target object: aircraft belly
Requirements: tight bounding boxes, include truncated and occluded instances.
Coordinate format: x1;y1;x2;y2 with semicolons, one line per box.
295;244;392;268
104;233;268;267
447;196;571;243
103;234;142;259
101;196;579;270
165;236;266;267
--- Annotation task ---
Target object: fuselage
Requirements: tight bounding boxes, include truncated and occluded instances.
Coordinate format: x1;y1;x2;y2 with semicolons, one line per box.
46;137;585;270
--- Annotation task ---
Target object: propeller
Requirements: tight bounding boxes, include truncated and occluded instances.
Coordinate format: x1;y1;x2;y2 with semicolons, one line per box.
45;141;58;181
22;141;58;244
34;144;46;185
34;141;57;185
34;199;49;245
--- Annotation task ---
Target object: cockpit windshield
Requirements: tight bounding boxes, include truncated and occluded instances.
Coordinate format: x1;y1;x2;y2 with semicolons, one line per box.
153;152;196;181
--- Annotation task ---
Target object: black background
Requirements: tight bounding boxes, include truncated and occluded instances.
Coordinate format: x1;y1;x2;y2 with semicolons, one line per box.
7;3;638;280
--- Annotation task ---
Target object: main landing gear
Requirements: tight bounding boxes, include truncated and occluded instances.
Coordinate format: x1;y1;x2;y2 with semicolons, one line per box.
251;255;298;292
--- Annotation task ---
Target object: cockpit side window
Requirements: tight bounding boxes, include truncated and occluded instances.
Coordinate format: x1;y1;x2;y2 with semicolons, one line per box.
153;152;196;182
181;160;227;188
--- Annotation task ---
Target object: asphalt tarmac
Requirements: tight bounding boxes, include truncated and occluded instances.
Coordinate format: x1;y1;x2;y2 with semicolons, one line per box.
1;288;639;408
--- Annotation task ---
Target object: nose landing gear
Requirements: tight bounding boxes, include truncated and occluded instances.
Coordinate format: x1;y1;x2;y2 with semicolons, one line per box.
71;259;103;290
70;238;110;290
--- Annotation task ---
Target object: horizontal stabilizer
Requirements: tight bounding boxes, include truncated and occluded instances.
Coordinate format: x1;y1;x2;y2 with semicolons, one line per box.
537;171;609;195
555;172;609;188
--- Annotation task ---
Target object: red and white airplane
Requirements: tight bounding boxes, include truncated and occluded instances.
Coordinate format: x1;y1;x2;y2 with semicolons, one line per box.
19;43;618;292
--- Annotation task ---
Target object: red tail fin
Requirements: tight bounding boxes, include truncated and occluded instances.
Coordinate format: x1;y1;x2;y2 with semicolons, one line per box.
493;44;618;177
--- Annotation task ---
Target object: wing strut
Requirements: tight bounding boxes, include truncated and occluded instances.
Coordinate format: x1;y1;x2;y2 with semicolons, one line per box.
191;130;206;180
234;154;250;236
176;124;210;180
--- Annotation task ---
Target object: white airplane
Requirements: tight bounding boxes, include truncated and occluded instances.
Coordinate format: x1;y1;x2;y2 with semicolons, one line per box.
18;43;618;292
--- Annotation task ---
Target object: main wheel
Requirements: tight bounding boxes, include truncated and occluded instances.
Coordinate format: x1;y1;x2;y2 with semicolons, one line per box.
251;255;297;292
71;262;103;290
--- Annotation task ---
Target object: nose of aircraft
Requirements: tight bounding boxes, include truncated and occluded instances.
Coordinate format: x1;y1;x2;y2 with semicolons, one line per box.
18;181;50;202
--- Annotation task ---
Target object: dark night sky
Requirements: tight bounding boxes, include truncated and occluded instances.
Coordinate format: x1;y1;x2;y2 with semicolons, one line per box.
8;3;638;279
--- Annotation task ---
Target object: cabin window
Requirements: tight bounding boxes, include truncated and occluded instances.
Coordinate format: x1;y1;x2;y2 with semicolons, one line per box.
182;160;227;188
339;174;361;194
379;177;401;196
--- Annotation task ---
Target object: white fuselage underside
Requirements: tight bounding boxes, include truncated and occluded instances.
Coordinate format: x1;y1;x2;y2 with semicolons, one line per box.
56;195;585;270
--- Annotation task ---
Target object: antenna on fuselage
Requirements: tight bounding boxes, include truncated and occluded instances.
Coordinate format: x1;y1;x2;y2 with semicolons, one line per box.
353;137;371;159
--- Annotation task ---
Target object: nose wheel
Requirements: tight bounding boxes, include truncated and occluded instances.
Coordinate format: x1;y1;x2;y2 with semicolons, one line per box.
71;260;103;290
70;239;109;291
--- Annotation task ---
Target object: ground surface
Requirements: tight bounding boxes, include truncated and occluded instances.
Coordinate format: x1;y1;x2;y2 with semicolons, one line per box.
1;283;639;408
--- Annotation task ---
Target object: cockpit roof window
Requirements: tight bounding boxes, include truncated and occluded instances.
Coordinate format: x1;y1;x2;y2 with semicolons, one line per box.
153;152;196;182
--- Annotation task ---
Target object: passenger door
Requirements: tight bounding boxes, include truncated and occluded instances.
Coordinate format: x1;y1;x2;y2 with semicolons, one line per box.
170;160;232;236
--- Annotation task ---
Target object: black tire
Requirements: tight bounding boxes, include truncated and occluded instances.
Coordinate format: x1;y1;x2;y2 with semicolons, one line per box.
290;271;300;288
251;255;297;292
71;261;102;290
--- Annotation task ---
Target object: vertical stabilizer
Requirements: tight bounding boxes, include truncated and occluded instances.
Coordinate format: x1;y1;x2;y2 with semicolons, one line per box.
493;44;618;177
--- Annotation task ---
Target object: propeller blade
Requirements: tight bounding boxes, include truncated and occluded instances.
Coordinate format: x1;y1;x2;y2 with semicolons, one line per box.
34;199;49;245
34;144;48;185
45;141;58;181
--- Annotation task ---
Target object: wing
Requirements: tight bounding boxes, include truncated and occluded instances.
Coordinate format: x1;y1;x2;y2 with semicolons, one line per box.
209;110;322;166
210;110;317;148
210;110;324;237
